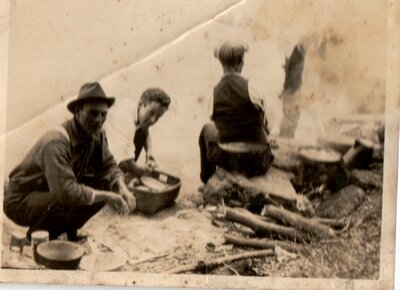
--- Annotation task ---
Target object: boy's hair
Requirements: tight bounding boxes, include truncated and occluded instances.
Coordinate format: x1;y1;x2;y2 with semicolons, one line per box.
140;88;171;108
214;42;248;67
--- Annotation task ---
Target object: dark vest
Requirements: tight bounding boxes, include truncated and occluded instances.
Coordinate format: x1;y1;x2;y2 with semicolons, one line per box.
132;126;149;161
212;74;266;143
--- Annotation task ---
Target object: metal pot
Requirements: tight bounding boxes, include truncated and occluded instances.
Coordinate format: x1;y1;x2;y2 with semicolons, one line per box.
36;240;85;270
343;138;375;169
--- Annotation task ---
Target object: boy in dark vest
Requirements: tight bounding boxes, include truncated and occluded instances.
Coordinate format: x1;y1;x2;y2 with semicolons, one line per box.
199;42;274;183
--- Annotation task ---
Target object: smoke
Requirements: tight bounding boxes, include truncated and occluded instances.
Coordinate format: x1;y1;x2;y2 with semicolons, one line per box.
294;25;386;140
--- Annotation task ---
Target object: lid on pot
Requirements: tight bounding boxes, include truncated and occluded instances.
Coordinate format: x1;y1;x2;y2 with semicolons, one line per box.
299;147;342;164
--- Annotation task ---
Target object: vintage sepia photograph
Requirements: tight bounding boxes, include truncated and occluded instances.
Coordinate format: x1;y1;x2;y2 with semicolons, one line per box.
0;0;399;289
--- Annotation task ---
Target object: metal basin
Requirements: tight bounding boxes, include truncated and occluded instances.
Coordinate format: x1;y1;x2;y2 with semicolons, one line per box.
37;240;85;270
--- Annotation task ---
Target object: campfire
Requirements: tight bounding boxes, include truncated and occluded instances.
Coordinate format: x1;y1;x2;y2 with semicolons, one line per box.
169;116;384;275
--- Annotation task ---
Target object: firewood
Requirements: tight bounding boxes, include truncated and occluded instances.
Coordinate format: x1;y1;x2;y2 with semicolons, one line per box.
234;207;275;223
224;207;310;242
232;223;255;237
262;205;336;239
130;252;170;265
316;217;348;229
167;249;274;274
224;234;303;254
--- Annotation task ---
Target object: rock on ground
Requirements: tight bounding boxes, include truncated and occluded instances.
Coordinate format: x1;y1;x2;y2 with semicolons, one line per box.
351;169;382;190
316;185;365;219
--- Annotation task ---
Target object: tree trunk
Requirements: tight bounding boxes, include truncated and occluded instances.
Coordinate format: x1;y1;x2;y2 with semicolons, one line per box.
279;44;305;138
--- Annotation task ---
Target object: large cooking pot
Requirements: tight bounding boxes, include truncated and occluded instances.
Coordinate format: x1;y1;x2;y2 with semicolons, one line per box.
36;240;85;270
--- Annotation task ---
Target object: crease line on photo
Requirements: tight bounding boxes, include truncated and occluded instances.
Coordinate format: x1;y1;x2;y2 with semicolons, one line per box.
0;0;247;140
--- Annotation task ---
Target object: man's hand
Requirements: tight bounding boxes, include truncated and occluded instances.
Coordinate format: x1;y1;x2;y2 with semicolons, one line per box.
119;183;136;212
93;190;130;215
146;155;158;169
146;159;158;169
108;194;130;216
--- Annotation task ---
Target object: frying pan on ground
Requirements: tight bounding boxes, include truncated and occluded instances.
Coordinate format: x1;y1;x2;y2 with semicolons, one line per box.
80;252;127;271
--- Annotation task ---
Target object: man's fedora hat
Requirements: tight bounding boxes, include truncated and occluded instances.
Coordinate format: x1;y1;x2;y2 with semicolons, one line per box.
67;82;115;113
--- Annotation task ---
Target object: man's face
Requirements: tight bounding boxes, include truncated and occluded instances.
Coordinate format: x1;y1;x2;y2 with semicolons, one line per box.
75;101;109;136
137;101;167;129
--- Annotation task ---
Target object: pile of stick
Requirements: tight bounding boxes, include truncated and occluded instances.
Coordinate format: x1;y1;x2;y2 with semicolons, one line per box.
168;205;347;274
219;205;348;254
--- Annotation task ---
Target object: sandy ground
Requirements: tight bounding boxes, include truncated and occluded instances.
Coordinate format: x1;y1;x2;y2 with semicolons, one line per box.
1;0;387;277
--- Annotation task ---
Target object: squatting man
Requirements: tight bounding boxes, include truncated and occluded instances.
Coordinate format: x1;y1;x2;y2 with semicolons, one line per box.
4;82;139;241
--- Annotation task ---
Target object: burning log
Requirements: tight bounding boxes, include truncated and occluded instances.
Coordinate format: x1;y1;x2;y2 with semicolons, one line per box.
262;205;336;239
223;207;310;242
224;234;303;254
168;249;274;274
